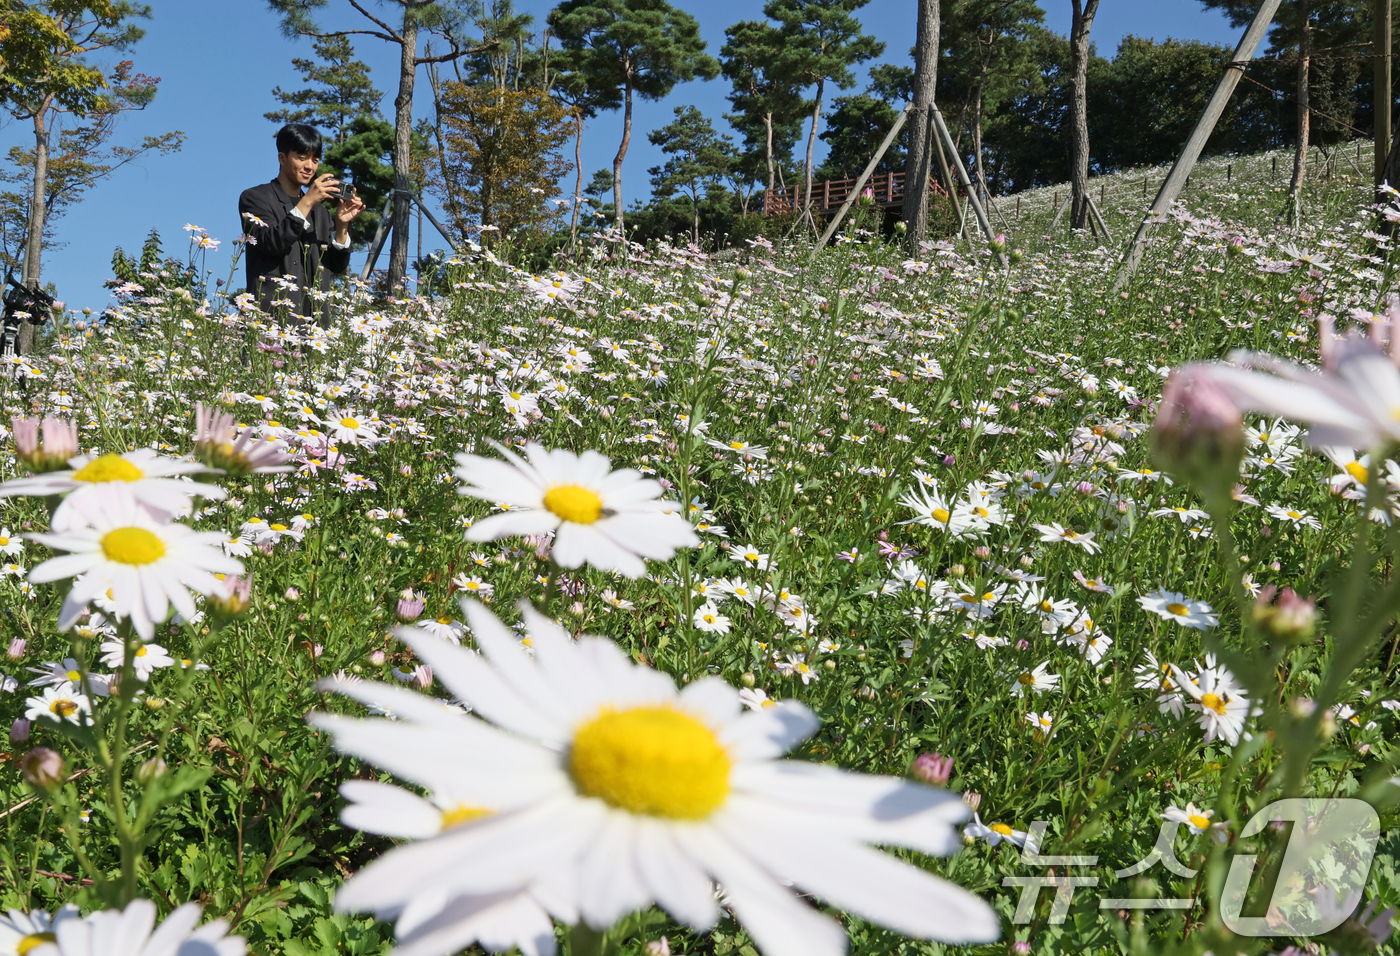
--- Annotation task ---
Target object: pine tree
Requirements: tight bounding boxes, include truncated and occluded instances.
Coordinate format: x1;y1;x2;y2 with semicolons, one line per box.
720;19;808;214
549;0;720;235
763;0;883;229
266;35;383;146
647;105;731;243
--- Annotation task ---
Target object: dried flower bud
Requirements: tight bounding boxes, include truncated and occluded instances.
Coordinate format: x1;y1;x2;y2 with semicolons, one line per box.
962;791;982;811
19;748;64;788
910;752;954;787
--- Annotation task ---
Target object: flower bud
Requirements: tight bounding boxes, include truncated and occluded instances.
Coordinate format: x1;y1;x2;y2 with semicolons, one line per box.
910;752;954;787
962;790;982;811
284;587;300;601
1252;585;1316;644
396;594;426;621
369;650;387;666
10;717;30;742
740;671;755;688
138;758;167;784
11;415;80;473
6;637;26;659
208;576;253;619
19;748;64;788
1151;366;1245;498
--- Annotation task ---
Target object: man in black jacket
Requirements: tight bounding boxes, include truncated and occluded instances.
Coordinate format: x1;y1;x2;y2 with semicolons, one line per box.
238;124;365;325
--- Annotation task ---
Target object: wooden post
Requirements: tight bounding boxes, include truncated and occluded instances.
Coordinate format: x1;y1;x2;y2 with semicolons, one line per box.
1272;154;1278;180
1227;163;1232;181
823;179;831;210
1100;182;1105;204
1016;196;1021;220
1142;176;1148;197
809;104;912;265
1086;193;1113;244
887;170;895;202
1378;0;1393;185
931;106;1007;267
1117;0;1282;287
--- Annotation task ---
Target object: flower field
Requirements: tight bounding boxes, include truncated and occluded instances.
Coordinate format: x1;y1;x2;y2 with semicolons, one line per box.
3;148;1400;956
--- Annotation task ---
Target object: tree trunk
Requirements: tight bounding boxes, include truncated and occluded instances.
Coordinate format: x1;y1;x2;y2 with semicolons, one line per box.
903;0;939;248
764;110;775;210
1068;0;1100;231
802;76;824;227
1287;0;1311;224
20;100;53;357
973;71;987;204
388;11;418;292
570;111;583;254
613;75;633;234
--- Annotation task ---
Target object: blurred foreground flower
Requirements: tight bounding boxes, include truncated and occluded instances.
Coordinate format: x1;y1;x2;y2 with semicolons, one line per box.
313;599;998;956
1196;332;1400;452
0;904;78;952
454;443;697;578
11;415;79;473
0;447;223;531
1150;365;1245;496
25;899;244;956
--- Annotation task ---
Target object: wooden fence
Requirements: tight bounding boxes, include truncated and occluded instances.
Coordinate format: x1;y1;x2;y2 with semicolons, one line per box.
762;172;949;215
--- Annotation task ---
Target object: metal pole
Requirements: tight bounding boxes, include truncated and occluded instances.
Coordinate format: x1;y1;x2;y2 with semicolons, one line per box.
1378;0;1393;185
809;104;912;265
359;195;395;281
1117;0;1282;287
1086;193;1113;244
931;106;1007;267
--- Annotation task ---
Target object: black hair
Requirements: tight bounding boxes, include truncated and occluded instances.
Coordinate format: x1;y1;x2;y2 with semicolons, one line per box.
275;123;322;159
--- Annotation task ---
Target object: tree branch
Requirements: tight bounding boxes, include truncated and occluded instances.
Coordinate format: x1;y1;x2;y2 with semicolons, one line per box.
345;0;403;43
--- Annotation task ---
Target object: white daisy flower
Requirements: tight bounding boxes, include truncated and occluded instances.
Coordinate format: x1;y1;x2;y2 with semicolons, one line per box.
1265;504;1322;530
26;485;243;640
0;905;79;956
35;899;244;956
1162;802;1229;844
692;603;731;633
455;443;698;578
0;448;224;531
98;639;175;681
1032;522;1101;554
1170;661;1250;746
964;812;1037;850
24;682;92;725
1008;662;1060;697
1137;588;1218;630
323;409;379;447
312;600;999;956
0;528;23;558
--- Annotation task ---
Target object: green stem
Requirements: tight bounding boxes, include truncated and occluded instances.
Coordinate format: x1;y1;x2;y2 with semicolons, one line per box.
567;923;604;956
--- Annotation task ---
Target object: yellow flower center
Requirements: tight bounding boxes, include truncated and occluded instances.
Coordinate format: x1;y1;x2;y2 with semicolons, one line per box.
729;441;745;449
1346;461;1369;484
0;537;8;546
51;699;78;718
135;646;147;658
17;933;56;956
72;454;142;483
569;706;731;819
1286;510;1303;520
340;417;359;428
1039;600;1054;612
543;485;604;524
990;823;1014;836
1188;813;1213;830
1200;693;1228;715
1166;602;1189;616
439;803;493;830
931;507;950;524
271;523;288;531
101;527;165;565
1018;672;1034;685
66;669;80;681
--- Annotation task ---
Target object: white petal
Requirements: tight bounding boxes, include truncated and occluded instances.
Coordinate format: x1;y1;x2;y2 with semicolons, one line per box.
339;780;444;839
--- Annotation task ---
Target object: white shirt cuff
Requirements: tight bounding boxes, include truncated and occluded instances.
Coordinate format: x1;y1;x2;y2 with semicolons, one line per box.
288;207;313;231
330;236;350;250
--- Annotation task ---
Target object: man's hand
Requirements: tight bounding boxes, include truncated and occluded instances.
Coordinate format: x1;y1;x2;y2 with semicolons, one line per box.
333;186;366;246
295;173;342;220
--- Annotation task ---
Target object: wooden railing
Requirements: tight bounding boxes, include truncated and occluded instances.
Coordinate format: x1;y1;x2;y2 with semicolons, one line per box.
762;171;949;215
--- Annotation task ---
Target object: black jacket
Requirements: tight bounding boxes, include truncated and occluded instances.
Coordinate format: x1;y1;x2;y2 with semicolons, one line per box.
238;180;351;324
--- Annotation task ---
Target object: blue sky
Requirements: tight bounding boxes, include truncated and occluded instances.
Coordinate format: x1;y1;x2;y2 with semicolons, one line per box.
4;0;1238;312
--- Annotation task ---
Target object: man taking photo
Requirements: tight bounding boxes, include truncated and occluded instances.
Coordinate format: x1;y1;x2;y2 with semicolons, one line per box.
239;123;366;325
